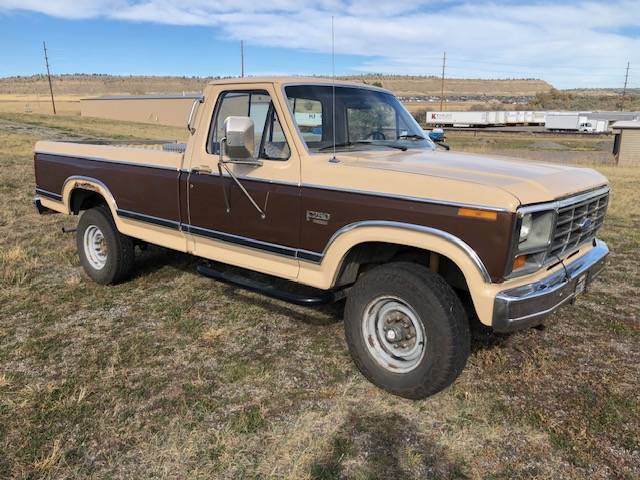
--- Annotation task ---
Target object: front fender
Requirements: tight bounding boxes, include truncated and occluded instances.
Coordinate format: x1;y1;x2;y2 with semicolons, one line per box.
297;221;497;325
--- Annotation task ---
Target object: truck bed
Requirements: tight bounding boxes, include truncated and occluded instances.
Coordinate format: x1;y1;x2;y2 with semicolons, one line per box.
34;140;185;225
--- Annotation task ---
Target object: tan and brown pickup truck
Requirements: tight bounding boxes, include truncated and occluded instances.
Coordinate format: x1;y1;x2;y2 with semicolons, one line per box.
33;77;610;399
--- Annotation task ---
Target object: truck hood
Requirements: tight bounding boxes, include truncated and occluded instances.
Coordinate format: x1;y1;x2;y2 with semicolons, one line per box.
337;149;608;206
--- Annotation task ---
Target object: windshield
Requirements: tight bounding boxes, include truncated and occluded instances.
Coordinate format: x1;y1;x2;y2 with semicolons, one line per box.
285;85;436;153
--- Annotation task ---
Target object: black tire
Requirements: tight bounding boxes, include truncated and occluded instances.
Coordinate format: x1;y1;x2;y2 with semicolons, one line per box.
76;206;135;285
344;262;470;399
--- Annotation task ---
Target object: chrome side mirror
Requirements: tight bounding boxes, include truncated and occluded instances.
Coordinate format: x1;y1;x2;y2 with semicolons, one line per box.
223;116;255;160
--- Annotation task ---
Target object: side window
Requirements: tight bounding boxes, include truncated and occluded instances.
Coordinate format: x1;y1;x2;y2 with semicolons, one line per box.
290;97;323;146
248;92;270;155
211;92;249;153
208;90;290;160
260;105;290;160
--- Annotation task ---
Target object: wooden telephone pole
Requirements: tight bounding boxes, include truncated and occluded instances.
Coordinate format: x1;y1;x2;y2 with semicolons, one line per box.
621;61;630;111
43;41;56;114
439;51;446;112
240;40;245;78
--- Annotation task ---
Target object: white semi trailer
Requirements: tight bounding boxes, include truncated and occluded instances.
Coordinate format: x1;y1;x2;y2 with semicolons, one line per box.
545;113;587;131
425;111;489;127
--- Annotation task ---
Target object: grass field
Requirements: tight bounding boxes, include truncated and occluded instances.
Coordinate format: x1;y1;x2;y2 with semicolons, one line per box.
0;112;638;479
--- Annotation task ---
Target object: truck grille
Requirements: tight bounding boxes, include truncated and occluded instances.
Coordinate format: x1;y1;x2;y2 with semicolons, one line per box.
549;189;609;259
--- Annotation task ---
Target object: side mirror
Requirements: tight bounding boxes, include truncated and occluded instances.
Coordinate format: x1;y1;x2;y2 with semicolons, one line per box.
223;116;254;160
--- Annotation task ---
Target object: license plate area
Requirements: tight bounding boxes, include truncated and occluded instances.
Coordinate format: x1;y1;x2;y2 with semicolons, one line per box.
574;273;588;297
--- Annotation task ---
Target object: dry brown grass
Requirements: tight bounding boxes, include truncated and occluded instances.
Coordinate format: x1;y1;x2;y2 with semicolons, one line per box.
0;113;638;479
0;95;82;115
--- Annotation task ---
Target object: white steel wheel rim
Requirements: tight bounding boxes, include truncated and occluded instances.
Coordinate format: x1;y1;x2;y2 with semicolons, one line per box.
362;296;426;373
83;225;108;270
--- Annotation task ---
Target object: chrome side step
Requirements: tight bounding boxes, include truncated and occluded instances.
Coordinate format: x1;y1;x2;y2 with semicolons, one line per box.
197;263;346;306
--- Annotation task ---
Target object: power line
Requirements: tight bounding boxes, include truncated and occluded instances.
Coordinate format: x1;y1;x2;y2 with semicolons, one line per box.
42;41;56;115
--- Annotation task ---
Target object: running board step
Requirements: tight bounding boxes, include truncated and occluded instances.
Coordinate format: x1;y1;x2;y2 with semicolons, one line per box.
197;263;346;306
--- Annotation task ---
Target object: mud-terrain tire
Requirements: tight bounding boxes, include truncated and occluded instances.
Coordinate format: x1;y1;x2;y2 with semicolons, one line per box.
344;262;470;399
76;206;135;285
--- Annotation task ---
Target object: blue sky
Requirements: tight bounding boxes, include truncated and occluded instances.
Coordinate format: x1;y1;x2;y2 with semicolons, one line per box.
0;1;639;89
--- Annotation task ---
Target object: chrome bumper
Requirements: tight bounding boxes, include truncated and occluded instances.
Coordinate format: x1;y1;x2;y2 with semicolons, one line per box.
492;240;609;332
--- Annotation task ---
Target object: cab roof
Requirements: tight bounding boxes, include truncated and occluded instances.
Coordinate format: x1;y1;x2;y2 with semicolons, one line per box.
206;76;391;93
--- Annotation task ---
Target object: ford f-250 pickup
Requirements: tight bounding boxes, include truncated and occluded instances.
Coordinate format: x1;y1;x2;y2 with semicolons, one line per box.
33;77;610;399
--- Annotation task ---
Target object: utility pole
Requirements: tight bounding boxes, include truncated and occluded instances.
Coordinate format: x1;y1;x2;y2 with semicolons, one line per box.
621;61;630;111
42;41;56;114
439;51;446;112
240;40;244;78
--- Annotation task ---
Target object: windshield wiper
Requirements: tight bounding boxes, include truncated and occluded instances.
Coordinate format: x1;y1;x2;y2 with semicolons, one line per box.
397;134;426;140
318;141;354;151
319;141;407;152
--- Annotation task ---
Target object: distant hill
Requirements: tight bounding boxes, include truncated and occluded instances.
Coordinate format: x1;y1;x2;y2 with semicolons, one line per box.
527;88;640;111
0;75;208;96
0;74;554;98
345;75;553;97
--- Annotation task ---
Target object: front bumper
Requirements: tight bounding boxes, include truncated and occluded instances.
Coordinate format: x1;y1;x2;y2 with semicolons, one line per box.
492;239;609;332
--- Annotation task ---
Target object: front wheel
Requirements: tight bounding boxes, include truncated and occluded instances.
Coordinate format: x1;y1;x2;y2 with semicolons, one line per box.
344;262;470;399
76;206;135;285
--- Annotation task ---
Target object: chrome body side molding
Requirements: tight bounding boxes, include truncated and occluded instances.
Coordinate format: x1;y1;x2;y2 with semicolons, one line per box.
313;220;492;283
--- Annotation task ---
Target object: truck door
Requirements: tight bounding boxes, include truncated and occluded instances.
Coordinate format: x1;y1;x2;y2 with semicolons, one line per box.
186;85;301;280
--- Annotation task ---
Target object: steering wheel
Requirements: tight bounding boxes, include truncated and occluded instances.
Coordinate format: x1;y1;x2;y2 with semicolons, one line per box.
364;130;386;140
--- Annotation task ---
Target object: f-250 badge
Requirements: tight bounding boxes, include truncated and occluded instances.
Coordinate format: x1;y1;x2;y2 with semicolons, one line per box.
306;210;331;225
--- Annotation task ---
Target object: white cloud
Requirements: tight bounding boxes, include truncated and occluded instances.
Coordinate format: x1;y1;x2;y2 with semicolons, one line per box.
1;0;638;87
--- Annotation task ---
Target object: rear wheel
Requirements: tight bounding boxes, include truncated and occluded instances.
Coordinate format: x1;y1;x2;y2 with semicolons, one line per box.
344;262;470;399
76;207;135;285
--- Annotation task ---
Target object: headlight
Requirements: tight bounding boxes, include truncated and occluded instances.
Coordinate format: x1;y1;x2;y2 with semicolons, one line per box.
519;213;533;241
510;209;555;275
517;210;554;252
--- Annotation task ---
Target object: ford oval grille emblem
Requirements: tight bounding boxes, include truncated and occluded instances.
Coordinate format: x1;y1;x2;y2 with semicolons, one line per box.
577;217;594;231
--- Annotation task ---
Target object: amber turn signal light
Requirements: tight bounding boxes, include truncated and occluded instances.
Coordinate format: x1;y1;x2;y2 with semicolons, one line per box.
457;208;498;221
513;255;527;270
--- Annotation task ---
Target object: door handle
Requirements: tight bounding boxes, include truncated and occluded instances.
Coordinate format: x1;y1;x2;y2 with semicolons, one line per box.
191;165;212;175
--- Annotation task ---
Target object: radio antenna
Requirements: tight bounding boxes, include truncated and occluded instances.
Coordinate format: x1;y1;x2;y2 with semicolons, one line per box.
330;15;337;162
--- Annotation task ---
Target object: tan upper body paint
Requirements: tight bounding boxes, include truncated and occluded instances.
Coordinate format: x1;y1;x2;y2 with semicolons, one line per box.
34;77;609;326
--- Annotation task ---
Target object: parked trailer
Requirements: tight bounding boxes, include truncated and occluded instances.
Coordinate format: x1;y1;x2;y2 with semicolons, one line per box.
426;111;489;127
595;120;608;133
545;113;583;131
504;111;519;125
532;111;546;125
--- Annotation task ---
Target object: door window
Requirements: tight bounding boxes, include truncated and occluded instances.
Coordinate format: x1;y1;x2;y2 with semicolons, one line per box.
208;90;290;160
260;104;290;160
289;97;323;146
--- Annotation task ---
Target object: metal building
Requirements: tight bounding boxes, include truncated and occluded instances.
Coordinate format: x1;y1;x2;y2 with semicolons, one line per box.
80;94;201;127
612;121;640;166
